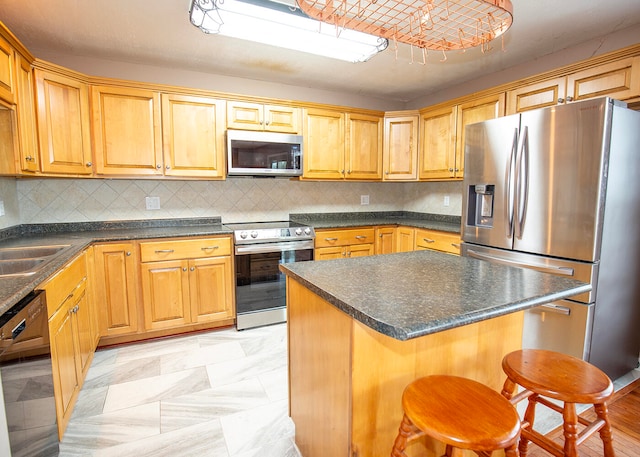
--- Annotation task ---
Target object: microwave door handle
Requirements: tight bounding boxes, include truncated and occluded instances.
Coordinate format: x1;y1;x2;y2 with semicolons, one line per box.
515;126;529;239
506;128;518;239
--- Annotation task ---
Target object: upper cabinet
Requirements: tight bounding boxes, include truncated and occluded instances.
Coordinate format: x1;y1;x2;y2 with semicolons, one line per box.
419;93;505;181
383;112;419;181
35;68;93;175
161;94;226;179
15;53;39;173
0;34;16;104
91;85;163;176
302;108;383;180
227;100;300;133
507;56;640;114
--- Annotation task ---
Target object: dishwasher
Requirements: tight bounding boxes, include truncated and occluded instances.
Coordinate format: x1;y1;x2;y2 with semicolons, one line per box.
0;291;59;457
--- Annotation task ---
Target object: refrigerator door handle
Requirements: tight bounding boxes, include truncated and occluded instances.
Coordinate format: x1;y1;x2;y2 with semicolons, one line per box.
505;128;518;238
465;249;575;276
515;126;530;239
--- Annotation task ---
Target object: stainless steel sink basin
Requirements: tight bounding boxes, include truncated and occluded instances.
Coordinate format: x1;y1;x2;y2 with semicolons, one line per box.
0;244;72;277
0;258;46;276
0;245;70;261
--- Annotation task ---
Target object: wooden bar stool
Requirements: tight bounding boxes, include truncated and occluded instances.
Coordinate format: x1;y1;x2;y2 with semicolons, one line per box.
391;375;521;457
501;349;615;457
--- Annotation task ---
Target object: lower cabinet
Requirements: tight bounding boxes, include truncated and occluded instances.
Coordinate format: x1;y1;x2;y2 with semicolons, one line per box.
414;228;461;255
396;226;416;253
39;250;96;439
315;228;375;260
139;236;235;332
375;227;396;255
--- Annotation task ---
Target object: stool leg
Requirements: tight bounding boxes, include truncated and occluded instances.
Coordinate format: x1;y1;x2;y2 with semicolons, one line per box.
501;377;517;401
594;402;615;457
391;414;414;457
562;403;579;457
504;442;519;457
519;393;538;457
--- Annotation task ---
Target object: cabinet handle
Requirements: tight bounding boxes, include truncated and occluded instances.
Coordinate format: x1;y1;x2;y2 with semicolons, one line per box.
201;246;219;251
347;169;352;174
190;267;195;272
355;235;367;240
454;168;459;172
451;243;460;249
166;165;171;170
340;169;345;174
182;267;187;272
325;237;339;241
86;162;92;167
155;249;174;254
423;238;435;243
126;251;131;256
385;171;389;175
25;155;34;161
156;164;162;169
448;167;454;172
558;98;565;104
566;96;574;102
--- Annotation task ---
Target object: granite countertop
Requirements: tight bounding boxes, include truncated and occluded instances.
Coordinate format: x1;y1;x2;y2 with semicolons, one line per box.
290;211;461;233
280;250;592;341
0;218;231;317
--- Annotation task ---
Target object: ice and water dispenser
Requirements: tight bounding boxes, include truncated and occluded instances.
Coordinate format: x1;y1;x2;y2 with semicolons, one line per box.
466;184;495;227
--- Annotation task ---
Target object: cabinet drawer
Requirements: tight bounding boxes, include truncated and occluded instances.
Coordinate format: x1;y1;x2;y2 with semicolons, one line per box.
39;252;88;316
140;236;231;262
315;228;375;248
415;229;461;255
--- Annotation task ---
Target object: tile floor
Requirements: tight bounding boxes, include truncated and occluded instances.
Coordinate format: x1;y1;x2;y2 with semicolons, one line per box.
59;323;302;457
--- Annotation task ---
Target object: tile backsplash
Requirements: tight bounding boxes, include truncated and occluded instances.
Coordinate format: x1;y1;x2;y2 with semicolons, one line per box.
9;177;463;225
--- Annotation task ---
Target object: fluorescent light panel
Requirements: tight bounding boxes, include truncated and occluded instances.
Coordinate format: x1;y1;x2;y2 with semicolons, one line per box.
189;0;388;62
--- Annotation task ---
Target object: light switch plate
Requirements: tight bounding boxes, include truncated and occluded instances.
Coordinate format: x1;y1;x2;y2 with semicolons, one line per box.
361;195;370;205
145;196;160;210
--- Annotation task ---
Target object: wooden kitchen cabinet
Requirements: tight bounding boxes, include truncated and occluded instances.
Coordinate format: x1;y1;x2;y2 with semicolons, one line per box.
0;34;15;104
91;85;163;176
419;93;505;180
345;112;383;180
315;228;375;260
39;251;96;439
383;112;419;181
139;236;234;331
375;226;396;255
92;243;140;338
507;56;640;114
396;226;415;253
161;93;226;178
35;68;92;175
14;53;39;173
414;228;461;255
227;100;300;133
302;107;345;179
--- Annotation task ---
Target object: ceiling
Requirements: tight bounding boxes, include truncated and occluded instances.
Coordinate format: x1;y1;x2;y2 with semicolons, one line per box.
2;0;640;104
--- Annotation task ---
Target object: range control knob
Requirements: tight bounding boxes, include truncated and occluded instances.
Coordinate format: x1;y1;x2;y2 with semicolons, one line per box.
239;231;248;239
304;227;312;235
295;228;303;236
250;231;259;238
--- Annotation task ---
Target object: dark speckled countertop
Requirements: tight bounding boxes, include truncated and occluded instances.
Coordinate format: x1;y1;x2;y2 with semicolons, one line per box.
280;250;591;341
290;211;461;233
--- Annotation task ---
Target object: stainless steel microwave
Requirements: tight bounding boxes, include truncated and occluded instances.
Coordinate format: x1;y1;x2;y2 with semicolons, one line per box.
227;130;303;177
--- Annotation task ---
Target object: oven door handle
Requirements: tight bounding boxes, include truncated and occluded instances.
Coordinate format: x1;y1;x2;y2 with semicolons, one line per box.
235;239;315;255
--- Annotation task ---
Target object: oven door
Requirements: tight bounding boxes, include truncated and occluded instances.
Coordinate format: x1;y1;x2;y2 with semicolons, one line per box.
235;240;314;330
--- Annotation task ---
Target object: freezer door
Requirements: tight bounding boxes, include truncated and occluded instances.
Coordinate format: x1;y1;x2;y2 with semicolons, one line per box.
514;98;611;262
462;114;521;250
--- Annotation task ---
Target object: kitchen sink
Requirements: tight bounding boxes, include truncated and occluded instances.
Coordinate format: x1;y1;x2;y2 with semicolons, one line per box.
0;245;72;277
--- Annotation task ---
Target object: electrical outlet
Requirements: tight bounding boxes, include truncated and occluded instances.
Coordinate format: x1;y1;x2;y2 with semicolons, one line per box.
443;195;450;207
0;200;4;216
360;195;370;205
145;196;160;210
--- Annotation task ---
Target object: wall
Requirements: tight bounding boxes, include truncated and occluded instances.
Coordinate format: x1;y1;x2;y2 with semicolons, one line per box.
0;178;21;229
15;177;461;225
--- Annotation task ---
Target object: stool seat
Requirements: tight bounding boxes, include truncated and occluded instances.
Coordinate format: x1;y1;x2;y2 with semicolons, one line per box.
391;375;521;457
501;349;615;457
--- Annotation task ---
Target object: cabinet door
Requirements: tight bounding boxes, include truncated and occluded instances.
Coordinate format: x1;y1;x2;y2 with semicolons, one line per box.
506;77;566;114
92;85;163;175
346;112;383;180
227;100;263;130
415;229;461;255
375;227;396;255
189;256;234;323
0;101;18;175
302;108;345;179
419;106;456;180
315;246;345;261
454;93;505;179
14;53;39;172
161;94;226;178
140;260;191;330
567;56;640;102
383;114;418;181
0;35;15;104
49;300;79;439
71;281;93;379
264;104;300;133
348;243;374;258
396;226;415;253
93;243;139;337
35;69;92;175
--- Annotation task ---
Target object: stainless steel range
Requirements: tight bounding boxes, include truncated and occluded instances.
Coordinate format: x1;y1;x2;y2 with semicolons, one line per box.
226;221;315;330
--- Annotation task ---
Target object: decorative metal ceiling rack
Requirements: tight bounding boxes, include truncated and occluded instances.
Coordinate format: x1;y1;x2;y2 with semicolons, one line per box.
295;0;513;57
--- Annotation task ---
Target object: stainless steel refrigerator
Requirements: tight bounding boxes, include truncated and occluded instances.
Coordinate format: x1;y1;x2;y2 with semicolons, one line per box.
461;97;640;380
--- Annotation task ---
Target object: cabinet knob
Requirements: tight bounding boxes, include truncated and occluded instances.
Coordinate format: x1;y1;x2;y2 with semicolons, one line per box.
182;267;187;272
558;98;565;104
126;251;131;256
166;165;171;170
25;155;33;161
190;267;195;272
448;168;454;172
86;162;92;167
156;164;162;169
385;171;389;175
566;96;574;102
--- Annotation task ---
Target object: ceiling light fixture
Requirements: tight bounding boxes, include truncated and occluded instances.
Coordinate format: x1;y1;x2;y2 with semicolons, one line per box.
189;0;389;63
296;0;513;55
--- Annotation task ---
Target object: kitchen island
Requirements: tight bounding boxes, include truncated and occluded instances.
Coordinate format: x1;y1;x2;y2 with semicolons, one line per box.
280;250;591;457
